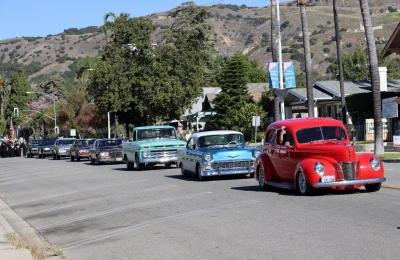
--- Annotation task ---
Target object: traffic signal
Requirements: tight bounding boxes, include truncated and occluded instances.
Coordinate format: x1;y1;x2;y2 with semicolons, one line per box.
54;126;59;134
13;108;18;117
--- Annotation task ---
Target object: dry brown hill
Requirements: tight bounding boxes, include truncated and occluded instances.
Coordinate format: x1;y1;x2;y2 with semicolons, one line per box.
1;0;399;88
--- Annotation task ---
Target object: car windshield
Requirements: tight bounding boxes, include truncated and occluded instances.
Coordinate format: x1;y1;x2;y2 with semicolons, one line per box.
77;139;94;146
30;140;40;145
137;128;177;141
198;134;244;148
58;139;75;145
42;140;55;146
296;126;347;144
98;139;122;146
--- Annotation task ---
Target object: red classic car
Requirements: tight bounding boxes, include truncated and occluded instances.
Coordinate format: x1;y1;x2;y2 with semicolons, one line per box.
255;118;386;195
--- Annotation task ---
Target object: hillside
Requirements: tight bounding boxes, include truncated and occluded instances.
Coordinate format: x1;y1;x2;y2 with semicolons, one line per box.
1;0;400;89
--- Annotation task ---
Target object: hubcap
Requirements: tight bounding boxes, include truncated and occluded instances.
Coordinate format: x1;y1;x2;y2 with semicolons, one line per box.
258;168;264;187
298;173;306;193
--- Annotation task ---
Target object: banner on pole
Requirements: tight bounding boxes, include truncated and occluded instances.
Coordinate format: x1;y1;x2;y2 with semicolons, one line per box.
268;62;279;89
283;61;296;88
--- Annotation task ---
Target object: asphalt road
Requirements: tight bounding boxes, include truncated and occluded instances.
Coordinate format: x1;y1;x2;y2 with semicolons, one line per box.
0;157;399;260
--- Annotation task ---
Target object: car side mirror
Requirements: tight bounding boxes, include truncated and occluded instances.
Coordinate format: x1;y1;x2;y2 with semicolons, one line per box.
285;141;292;147
245;142;249;147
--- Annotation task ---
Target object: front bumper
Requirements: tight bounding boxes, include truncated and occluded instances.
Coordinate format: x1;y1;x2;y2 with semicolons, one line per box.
200;166;255;177
139;156;178;164
57;150;70;157
98;157;124;163
313;177;386;188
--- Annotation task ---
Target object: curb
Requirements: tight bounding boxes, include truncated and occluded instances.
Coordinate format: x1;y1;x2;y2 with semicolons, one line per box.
0;210;33;260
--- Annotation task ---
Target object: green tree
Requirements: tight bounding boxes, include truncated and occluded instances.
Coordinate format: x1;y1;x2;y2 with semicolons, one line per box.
235;103;267;141
38;75;67;97
211;52;253;131
5;69;33;126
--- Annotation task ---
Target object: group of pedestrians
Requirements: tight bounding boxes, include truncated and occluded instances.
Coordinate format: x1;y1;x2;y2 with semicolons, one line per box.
0;138;27;158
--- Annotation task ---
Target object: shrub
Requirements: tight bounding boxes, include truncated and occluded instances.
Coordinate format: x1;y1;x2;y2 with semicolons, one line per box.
323;47;330;53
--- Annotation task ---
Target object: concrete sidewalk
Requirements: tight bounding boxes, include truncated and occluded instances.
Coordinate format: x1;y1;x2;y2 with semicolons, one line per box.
0;200;33;260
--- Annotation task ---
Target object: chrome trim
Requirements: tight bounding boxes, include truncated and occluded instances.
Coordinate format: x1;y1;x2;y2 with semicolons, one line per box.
140;156;178;164
200;166;254;176
313;177;386;188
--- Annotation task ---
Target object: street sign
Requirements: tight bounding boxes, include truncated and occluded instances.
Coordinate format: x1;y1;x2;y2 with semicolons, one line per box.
382;97;398;118
54;126;59;134
70;129;76;136
252;116;260;126
13;108;18;117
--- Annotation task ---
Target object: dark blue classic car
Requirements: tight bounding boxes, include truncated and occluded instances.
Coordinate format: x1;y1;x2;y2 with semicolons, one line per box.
177;130;261;181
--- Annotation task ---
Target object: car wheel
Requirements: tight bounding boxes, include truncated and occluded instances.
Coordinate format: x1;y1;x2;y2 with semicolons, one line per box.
90;156;95;164
196;163;203;181
258;167;269;190
180;163;188;177
41;153;45;158
126;156;134;170
164;163;172;168
365;183;381;192
70;153;75;161
77;156;80;162
135;154;145;171
96;156;101;165
297;172;314;195
249;172;254;178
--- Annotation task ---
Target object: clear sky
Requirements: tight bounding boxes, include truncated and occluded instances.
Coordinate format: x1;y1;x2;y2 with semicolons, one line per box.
0;0;289;40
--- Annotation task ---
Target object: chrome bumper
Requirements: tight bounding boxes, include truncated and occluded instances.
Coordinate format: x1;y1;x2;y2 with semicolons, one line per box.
313;177;386;188
140;156;178;164
200;166;255;177
99;157;124;163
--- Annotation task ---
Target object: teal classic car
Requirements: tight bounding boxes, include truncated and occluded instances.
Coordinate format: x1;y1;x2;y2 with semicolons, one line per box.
122;126;186;170
177;130;261;181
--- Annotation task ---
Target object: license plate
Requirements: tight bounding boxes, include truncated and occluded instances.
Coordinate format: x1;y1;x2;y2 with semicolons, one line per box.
321;176;335;183
116;158;122;161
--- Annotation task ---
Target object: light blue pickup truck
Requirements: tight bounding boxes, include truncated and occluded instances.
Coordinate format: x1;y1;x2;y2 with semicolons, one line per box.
122;126;186;170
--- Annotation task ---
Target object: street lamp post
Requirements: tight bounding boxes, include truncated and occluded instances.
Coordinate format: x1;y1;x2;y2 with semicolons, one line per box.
26;91;57;131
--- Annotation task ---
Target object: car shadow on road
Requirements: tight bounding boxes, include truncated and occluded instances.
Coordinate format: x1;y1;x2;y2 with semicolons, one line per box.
165;174;251;182
231;186;367;196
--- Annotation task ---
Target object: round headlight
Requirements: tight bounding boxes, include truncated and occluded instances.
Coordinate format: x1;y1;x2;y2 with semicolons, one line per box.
142;151;150;158
314;162;325;176
370;157;380;171
204;152;212;161
253;150;261;158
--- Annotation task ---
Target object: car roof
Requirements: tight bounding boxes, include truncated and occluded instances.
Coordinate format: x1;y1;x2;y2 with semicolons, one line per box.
190;130;242;139
134;126;175;130
269;117;345;131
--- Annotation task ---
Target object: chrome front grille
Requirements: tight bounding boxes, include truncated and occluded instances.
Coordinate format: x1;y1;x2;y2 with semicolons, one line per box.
148;150;177;158
210;160;254;170
335;162;360;181
110;151;122;158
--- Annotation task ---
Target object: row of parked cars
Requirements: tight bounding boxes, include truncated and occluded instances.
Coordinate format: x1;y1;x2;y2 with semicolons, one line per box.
26;137;124;164
25;117;387;195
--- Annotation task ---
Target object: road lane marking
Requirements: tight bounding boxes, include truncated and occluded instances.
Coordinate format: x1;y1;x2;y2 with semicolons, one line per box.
11;180;150;207
23;185;178;217
61;200;259;250
38;191;214;231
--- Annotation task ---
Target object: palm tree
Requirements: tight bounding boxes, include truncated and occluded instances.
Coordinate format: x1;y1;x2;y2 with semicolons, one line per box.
0;75;10;120
359;0;384;154
332;0;347;124
297;0;314;117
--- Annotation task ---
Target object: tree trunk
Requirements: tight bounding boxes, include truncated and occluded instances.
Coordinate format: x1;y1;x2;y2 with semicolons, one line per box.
299;1;314;117
115;113;119;138
333;0;347;124
0;98;3;120
359;0;384;154
271;0;280;122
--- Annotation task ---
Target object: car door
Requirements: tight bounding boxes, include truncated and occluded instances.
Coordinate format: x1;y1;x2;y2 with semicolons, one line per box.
185;137;197;173
277;130;297;182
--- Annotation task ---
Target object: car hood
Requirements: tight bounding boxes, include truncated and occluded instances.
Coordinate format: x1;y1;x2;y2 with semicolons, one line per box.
57;145;73;149
135;139;186;148
199;145;256;160
77;145;91;149
299;141;356;162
